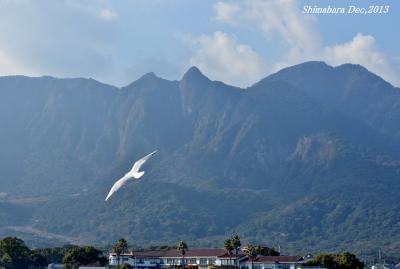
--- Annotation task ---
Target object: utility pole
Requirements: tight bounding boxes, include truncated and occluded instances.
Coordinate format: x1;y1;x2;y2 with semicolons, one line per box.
378;248;382;264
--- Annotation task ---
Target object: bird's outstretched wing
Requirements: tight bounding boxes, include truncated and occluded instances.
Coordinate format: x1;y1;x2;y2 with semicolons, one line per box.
129;150;158;177
105;150;158;201
105;175;131;201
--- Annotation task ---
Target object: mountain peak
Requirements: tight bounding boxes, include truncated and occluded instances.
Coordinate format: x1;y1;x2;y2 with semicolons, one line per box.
252;61;333;88
181;66;209;82
123;72;161;89
296;61;330;68
335;63;370;74
274;61;333;76
133;72;161;84
140;72;158;80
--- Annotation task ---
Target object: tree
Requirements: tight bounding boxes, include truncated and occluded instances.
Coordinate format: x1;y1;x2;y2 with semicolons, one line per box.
334;252;364;269
112;238;129;267
0;237;32;269
63;246;103;269
244;245;258;269
256;246;280;256
33;245;76;264
97;256;108;266
30;252;48;269
0;253;12;269
82;246;102;265
305;253;339;269
177;241;188;269
223;238;234;269
305;253;364;269
230;235;241;269
63;248;81;269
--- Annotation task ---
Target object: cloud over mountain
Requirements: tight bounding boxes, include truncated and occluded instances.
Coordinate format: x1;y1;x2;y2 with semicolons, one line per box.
189;31;263;87
214;0;400;86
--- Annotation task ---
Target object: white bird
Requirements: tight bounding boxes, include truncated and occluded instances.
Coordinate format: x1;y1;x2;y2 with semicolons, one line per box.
105;150;158;201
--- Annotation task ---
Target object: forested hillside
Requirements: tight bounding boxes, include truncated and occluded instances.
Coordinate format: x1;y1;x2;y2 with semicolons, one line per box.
0;62;399;256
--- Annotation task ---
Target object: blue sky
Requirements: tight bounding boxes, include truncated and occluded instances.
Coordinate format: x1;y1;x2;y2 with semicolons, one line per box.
0;0;398;87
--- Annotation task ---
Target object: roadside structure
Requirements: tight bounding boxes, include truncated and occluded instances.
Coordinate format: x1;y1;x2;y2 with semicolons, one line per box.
108;249;323;269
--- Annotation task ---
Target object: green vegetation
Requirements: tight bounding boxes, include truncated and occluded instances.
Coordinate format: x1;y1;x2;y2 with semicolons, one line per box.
177;240;188;268
112;238;129;255
112;238;129;267
0;237;47;269
63;246;106;269
230;235;241;269
223;238;234;255
222;235;241;269
30;252;48;268
1;62;400;257
305;252;364;269
255;246;279;256
0;235;369;269
223;237;234;269
0;237;108;269
244;245;258;269
33;245;76;264
146;245;175;251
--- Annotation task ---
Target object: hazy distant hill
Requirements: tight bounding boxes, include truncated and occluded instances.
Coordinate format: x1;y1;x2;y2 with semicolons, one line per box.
0;62;399;255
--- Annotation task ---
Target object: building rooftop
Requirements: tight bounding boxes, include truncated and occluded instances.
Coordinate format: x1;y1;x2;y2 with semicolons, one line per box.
250;256;304;263
111;248;230;258
218;252;246;259
110;249;304;264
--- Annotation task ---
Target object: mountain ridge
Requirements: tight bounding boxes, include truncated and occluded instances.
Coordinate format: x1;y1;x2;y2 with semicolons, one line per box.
0;61;399;256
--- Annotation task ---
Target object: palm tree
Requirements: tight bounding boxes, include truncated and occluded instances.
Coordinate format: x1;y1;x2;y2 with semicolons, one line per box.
112;238;129;267
223;238;234;269
244;245;257;269
230;235;241;269
224;238;233;268
177;240;188;269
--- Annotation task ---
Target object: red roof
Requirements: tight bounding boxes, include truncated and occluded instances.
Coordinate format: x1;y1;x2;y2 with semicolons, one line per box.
162;249;227;257
110;253;134;257
218;253;246;259
111;249;229;258
251;256;304;263
131;251;167;258
110;250;301;263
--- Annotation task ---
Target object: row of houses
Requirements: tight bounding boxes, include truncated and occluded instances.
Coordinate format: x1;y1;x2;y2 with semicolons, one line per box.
108;248;326;269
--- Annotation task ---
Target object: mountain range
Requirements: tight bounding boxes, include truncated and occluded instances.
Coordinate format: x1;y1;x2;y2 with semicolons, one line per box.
0;61;399;257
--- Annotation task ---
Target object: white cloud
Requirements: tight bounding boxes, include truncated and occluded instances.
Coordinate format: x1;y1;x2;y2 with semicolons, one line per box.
214;2;240;24
0;1;117;82
324;33;399;85
0;48;37;76
97;8;118;21
0;1;187;86
215;0;321;62
214;0;399;86
189;31;263;87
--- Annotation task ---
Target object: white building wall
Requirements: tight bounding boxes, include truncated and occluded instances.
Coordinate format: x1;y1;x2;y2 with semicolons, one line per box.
109;256;136;266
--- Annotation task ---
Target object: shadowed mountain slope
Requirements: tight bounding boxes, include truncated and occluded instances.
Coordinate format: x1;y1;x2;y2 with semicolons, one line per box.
0;62;399;256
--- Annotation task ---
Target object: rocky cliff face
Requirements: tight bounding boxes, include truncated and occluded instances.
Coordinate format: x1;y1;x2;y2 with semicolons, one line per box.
0;62;399;255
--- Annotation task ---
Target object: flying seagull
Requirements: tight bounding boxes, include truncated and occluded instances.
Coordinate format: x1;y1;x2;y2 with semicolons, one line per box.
105;150;158;201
